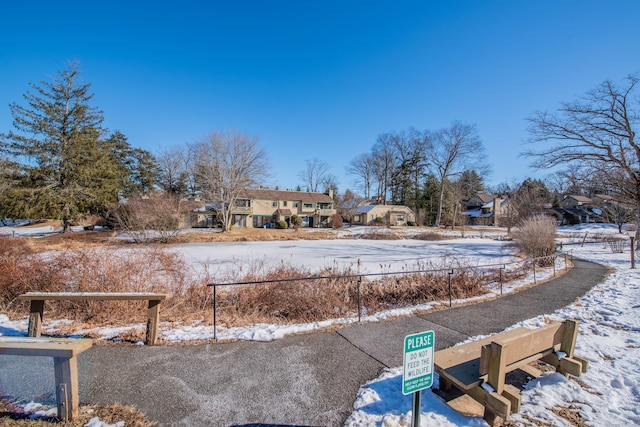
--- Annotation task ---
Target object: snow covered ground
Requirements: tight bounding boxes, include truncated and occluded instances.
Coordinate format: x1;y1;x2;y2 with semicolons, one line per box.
1;223;638;426
345;225;640;426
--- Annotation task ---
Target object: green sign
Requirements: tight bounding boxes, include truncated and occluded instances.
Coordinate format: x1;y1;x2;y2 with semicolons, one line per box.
402;330;435;395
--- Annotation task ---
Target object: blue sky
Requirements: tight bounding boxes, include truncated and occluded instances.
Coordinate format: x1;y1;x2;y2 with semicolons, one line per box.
1;1;639;193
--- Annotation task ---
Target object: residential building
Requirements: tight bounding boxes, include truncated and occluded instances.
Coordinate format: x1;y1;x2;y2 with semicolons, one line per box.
189;188;336;228
561;195;592;209
463;194;510;226
351;204;415;226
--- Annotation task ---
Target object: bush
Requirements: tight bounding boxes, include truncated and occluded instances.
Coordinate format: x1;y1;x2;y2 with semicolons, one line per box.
329;214;343;229
290;215;303;229
276;219;289;229
513;215;557;265
371;216;386;226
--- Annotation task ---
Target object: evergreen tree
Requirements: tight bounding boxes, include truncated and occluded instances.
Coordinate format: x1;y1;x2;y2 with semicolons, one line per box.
0;63;156;229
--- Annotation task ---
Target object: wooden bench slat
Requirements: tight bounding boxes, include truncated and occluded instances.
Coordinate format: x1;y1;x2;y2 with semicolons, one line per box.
18;292;173;301
479;323;564;375
0;337;92;358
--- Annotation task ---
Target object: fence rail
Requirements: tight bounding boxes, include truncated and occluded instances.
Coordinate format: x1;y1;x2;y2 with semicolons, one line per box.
206;253;568;341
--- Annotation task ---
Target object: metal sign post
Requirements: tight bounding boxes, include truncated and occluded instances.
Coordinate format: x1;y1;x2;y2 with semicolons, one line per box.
403;330;435;427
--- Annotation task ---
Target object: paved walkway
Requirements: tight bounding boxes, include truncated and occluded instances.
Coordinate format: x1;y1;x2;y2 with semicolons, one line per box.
0;259;609;426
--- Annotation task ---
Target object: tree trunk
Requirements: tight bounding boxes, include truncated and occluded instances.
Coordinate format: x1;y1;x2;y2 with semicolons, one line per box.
434;179;445;228
63;204;72;233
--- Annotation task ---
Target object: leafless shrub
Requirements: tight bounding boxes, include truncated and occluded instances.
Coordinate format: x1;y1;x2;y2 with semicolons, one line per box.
513;216;557;266
0;243;209;324
412;231;448;241
109;194;183;243
603;236;626;253
359;229;403;240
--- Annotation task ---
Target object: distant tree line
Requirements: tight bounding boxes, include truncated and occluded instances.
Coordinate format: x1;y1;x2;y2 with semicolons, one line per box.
345;122;488;226
2;63;638;237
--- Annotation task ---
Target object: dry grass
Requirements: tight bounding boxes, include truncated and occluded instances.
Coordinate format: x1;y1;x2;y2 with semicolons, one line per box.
358;229;403;240
0;398;154;426
0;226;534;339
412;231;450;241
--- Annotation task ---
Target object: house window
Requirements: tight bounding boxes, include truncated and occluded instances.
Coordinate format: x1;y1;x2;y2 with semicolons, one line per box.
304;203;313;209
272;200;277;207
293;201;299;208
397;214;405;222
283;201;288;207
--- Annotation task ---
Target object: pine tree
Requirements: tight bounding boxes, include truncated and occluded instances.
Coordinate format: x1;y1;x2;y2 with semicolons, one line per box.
0;62;157;229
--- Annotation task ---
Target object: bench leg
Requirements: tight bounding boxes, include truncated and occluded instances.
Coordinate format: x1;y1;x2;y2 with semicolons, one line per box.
484;391;511;426
27;300;44;337
146;300;161;345
53;356;80;421
502;384;521;413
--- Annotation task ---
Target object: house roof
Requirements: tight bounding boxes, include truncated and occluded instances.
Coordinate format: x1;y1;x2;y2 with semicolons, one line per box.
355;205;376;214
476;193;496;203
238;188;333;203
565;195;592;203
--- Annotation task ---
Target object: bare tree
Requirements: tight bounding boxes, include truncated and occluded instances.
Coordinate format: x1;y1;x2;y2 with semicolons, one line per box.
346;153;375;199
298;157;334;192
428;121;487;227
196;130;269;231
524;75;640;242
110;193;183;243
371;135;397;204
156;147;187;197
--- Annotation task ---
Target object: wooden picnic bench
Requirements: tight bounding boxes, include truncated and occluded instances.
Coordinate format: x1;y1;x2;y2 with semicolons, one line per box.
0;336;92;421
434;319;588;426
17;292;173;345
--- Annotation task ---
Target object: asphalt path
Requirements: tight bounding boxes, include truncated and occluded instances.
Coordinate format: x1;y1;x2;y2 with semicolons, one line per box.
0;258;609;426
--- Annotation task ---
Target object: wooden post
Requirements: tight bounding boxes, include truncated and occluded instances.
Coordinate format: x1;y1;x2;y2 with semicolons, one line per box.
486;342;506;394
27;300;45;337
631;237;635;269
53;356;80;420
146;299;161;345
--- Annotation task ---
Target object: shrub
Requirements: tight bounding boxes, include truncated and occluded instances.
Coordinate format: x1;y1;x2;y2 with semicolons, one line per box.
372;216;386;226
290;215;303;229
513;215;557;265
329;214;343;229
276;219;289;229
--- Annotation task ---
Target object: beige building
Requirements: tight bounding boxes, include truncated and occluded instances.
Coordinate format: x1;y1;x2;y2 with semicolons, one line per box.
351;204;415;226
190;188;336;228
463;194;510;226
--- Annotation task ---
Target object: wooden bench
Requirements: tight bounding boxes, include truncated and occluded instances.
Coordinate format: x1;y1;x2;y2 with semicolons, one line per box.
434;320;588;426
0;337;92;421
17;292;173;345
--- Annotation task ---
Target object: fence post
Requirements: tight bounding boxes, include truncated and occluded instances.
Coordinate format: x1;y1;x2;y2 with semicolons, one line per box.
533;261;537;284
631;237;636;269
553;255;556;277
448;270;454;307
564;252;568;271
357;276;362;322
499;265;505;295
213;285;217;342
